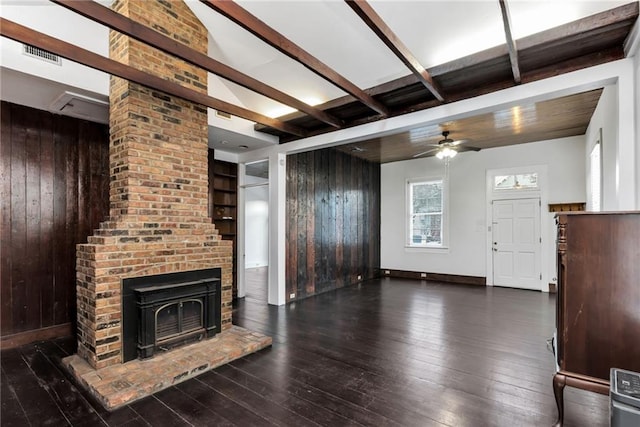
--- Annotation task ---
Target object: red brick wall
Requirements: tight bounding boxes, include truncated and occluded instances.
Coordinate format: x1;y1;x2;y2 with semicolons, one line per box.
76;0;232;370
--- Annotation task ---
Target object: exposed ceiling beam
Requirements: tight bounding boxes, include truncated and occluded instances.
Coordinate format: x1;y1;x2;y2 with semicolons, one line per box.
0;18;307;137
344;0;445;102
200;0;390;117
255;1;636;133
498;0;521;84
50;0;342;129
431;2;637;75
428;45;509;76
517;1;638;50
521;46;623;84
255;74;420;129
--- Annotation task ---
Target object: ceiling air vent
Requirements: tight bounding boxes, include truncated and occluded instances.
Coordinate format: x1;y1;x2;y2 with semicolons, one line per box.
215;110;232;120
23;44;61;65
49;91;109;124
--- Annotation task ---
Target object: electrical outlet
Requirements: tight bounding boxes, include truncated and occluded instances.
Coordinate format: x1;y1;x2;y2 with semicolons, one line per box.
289;293;295;299
420;273;427;278
357;275;362;280
384;270;390;275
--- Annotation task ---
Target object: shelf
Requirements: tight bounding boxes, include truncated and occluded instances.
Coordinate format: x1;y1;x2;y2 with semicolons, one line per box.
214;172;237;179
210;158;238;300
549;202;585;213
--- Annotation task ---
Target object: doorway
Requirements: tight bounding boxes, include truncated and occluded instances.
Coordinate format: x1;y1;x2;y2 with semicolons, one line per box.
492;198;541;290
243;160;269;303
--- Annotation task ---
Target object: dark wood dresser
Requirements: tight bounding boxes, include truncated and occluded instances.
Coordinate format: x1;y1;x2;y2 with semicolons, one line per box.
553;212;640;426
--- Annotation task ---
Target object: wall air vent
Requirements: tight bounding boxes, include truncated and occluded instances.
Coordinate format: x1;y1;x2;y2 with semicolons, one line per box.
215;110;232;120
23;44;62;65
49;91;109;124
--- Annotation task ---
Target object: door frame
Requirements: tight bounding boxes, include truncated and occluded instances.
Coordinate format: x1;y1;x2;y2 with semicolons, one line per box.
237;162;246;299
485;165;549;291
238;154;287;305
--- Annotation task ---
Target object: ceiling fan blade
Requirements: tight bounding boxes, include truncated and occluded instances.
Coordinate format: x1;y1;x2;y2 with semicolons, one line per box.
412;148;439;158
457;145;481;152
451;139;468;146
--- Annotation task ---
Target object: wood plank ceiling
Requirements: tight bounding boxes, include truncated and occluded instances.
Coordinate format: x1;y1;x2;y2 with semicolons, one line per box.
334;89;603;163
1;1;638;162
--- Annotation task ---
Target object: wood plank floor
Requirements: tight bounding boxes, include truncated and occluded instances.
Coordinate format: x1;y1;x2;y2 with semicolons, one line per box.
244;266;268;304
1;278;608;426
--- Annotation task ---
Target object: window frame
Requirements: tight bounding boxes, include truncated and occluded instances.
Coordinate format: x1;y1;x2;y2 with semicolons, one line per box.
588;137;602;211
406;176;449;250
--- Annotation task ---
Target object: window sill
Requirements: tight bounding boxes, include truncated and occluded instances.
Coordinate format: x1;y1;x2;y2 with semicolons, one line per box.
404;245;450;254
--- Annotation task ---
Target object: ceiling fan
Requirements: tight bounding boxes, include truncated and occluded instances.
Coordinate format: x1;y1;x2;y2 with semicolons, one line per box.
412;131;481;159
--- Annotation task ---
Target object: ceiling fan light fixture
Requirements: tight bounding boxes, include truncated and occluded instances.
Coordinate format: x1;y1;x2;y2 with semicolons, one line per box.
436;147;457;160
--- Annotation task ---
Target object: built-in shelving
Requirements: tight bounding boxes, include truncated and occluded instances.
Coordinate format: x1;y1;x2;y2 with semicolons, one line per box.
208;152;238;299
214;172;237;179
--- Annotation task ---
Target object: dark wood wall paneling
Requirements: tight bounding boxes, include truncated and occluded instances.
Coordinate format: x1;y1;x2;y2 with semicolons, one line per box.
1;103;381;340
0;101;109;341
286;148;380;302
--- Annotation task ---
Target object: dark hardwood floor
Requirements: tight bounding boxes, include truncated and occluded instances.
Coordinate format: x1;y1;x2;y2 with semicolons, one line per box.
1;278;608;426
244;266;268;304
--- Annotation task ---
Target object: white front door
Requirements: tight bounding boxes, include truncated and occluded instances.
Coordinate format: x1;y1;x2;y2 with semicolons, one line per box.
492;198;541;290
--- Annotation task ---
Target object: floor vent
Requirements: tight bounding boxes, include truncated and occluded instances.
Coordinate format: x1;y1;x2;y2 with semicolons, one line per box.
23;44;61;65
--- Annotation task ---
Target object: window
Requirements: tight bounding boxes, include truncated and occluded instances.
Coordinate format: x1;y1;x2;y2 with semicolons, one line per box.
589;141;601;211
493;173;538;191
408;179;444;247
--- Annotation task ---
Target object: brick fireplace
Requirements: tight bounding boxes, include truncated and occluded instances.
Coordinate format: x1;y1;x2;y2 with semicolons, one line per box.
61;1;271;409
75;0;231;370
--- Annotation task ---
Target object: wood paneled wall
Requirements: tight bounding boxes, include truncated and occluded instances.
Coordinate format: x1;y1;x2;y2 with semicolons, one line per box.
286;148;380;301
0;102;381;339
1;102;109;339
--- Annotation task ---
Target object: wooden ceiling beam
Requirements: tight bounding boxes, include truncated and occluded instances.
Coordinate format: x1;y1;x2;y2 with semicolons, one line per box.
254;45;512;129
50;0;342;129
0;18;307;137
200;0;390;117
517;1;638;51
254;2;636;137
429;45;509;77
255;74;421;129
498;0;521;84
521;46;624;84
345;0;445;102
430;2;637;76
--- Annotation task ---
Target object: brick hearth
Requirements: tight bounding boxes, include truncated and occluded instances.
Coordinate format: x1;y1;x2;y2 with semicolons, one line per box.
64;326;271;410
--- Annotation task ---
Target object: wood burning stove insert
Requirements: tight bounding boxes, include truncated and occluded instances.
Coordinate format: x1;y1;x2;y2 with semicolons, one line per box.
122;268;221;362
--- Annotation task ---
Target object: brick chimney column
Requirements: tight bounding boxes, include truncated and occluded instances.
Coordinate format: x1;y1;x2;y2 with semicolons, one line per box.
76;0;232;370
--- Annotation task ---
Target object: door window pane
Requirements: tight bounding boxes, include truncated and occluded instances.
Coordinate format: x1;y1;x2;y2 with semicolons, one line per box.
494;173;538;190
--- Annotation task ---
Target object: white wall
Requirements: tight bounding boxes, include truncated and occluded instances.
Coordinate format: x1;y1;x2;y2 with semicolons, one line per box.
381;136;586;287
0;3;109;96
244;175;269;268
585;85;618;210
635;50;640;205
